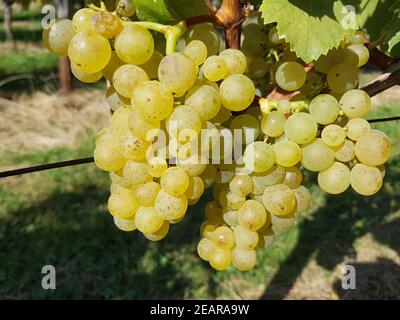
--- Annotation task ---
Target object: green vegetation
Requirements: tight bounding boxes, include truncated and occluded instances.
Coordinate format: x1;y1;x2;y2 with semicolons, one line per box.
0;9;42;22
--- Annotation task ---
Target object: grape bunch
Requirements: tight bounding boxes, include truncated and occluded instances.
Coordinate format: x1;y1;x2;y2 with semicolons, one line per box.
43;2;392;272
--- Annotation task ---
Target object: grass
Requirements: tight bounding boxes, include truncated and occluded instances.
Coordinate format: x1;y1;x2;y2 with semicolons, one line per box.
0;20;43;42
0;9;43;22
0;106;399;299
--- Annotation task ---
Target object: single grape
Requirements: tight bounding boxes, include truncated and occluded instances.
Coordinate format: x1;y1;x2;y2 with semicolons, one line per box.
92;11;123;38
346;118;371;141
135;206;164;234
230;114;260;145
327;63;358;94
185;176;205;200
144;221;170;241
45;19;75;56
71;63;102;83
166;105;202;141
261;110;286;137
133;181;161;206
276;100;291;116
243;141;276;173
158;53;197;93
232;248;257;271
238;200;268;231
68;31;111;73
275;62;306;91
212;225;235;250
284;112;318;145
293;186;311;211
94;142;126;172
350;164;383;196
113;64;148;98
314;48;345;74
355;131;392;166
226;191;246;209
185;85;221;121
186;23;220;56
122;160;153;185
263;184;297;216
321;124;346;147
118;130;148;161
283;166;303;189
219;74;255;111
301;138;335;172
318;162;351;194
108;192;138;219
106;86;130;111
344;44;369;67
273;140;301;167
184;40;208;65
339;89;371;119
115;24;154;65
197;238;217;261
223;210;239;227
72;8;96;32
209;247;232;271
268;25;285;45
334;139;355;162
128;107;160;141
147;157;168;177
161;167;190;197
132;81;173;122
203;55;228;81
233;225;259;250
229;174;253;196
251;165;286;194
113;216;137;232
308;94;340;125
270;211;296;234
155;190;188;220
220;49;247;75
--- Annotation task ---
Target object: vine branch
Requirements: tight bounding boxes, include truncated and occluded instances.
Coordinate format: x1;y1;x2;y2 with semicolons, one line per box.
362;62;400;97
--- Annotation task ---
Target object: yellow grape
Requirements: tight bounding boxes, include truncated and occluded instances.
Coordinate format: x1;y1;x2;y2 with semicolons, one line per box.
108;192;138;218
283;166;303;189
203;56;228;81
219;74;255;111
185;85;221;121
184;40;208;65
186;23;220;56
261;111;286;137
243;141;276;173
350;164;383;196
122;160;153;185
144;221;170;241
233;225;259;250
113;216;136;232
334;139;355;162
155;190;188;220
71;63;102;83
212;225;235;250
339;89;371;119
135;207;165;234
147;157;168;177
229;174;253;196
318;162;351;194
238;200;268;231
209;247;232;271
232;247;256;271
128;107;160;141
220;49;247;75
327;63;358;94
309;94;340;125
45;19;75;56
161;167;190;197
275;62;306;91
133;181;161;206
321;124;346;147
346;118;371;141
72;8;96;32
111;105;133;136
113;64;148;98
185;176;205;200
273;140;301;167
263;184;296;217
284;112;318;145
293;185;311;211
118;130;148;161
301;139;335;172
92;11;123;38
197;238;217;261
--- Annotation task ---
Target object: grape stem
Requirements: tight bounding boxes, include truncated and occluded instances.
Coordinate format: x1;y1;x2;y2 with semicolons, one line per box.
362;61;400;97
124;21;187;54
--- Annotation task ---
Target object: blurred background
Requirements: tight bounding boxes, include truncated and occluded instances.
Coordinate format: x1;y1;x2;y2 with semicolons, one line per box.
0;0;399;300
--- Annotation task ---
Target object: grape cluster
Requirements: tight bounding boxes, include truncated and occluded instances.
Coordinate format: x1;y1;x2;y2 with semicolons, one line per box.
43;4;392;272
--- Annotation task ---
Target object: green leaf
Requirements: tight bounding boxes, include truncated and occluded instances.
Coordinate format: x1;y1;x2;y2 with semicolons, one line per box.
165;0;209;20
131;0;176;24
260;0;355;63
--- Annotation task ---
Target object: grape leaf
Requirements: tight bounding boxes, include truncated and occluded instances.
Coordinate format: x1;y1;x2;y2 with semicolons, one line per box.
165;0;209;20
260;0;355;63
131;0;176;23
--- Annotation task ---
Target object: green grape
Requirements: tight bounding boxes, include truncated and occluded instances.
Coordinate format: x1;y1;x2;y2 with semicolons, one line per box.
301;139;335;172
177;159;206;177
68;31;111;73
161;167;190;197
197;238;217;261
270;211;296;234
346;118;371;141
102;51;124;81
229;174;253;196
293;185;311;211
209;247;232;271
92;11;123;38
339;89;371;119
45;19;75;56
273;140;301;167
233;225;259;250
185;85;221;121
122;160;153;185
166;105;202;141
230;114;260;145
355;131;392;166
71;63;102;83
350;31;366;45
223;210;239;227
94;142;126;172
139;50;163;80
276;100;291;116
147;157;168;177
314;48;345;73
232;248;256;271
309;94;340;125
113;216;136;232
158;53;197;93
244;141;276;173
155;190;188;220
261;110;286;137
283;166;303;188
111;105;132;136
185;176;205;200
133;181;160;206
135;206;164;234
350;164;383;196
113;64;148;98
200;164;217;188
238;200;268;231
211;225;235;250
108;192;138;218
186;23;220;56
184;40;208;65
226;191;245;209
106;86;130;111
210;106;231;124
334;139;355;162
220;49;247;75
275;62;306;91
327;63;358;94
318;162;351;194
284;112;318;144
247;57;271;79
117;0;136;17
144;221;170;241
321;124;346;147
263;184;296;217
268;25;284;45
72;8;96;32
344;44;369;67
251;165;286;194
115;24;154;65
128;107;160;141
203;56;228;81
219;74;255;111
132;80;174;122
